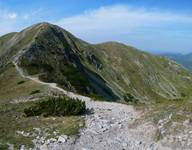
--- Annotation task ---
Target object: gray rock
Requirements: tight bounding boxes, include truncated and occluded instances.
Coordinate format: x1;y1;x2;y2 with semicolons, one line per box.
122;142;128;147
19;145;25;150
58;135;68;143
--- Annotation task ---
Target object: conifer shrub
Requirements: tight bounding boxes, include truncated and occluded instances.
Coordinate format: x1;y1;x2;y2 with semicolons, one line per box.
24;96;86;117
30;90;41;95
17;80;25;85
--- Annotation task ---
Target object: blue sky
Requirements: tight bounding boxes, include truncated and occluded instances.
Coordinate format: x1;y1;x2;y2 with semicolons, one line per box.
0;0;192;53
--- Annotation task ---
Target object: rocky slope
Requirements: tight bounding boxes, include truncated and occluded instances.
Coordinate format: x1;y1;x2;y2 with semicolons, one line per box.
1;22;192;102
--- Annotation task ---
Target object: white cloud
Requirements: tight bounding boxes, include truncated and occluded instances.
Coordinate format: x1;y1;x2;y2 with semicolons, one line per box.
1;4;192;53
0;7;17;20
0;7;44;35
22;9;43;20
0;8;18;34
56;5;192;32
7;12;17;19
55;5;192;52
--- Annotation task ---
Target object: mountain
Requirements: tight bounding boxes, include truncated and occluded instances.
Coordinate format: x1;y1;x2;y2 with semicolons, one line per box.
1;22;192;103
162;53;192;71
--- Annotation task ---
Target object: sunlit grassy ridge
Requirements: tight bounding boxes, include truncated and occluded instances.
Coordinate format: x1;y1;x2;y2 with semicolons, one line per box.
0;64;46;103
93;42;192;102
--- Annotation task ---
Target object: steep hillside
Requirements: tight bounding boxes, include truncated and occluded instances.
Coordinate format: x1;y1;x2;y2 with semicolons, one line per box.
0;23;118;101
0;32;17;54
0;63;47;103
93;42;192;101
1;22;192;102
163;53;192;71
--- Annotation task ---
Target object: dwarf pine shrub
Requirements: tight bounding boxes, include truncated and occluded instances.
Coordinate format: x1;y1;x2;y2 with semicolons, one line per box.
24;96;86;117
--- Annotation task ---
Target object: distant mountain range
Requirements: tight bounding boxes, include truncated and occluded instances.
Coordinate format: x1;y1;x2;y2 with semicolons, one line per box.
1;22;192;103
162;53;192;71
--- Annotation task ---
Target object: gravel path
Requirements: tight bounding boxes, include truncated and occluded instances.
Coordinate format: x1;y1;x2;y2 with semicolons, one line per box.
71;102;158;150
13;60;171;150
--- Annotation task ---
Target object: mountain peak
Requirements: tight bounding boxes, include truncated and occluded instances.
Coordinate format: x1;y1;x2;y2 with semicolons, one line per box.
31;22;55;28
1;23;192;102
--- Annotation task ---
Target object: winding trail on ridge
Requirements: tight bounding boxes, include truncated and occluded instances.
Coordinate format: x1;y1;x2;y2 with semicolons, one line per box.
13;61;91;102
13;60;169;150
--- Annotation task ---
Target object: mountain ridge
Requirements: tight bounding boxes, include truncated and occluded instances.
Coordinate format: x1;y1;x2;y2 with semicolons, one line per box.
1;22;192;102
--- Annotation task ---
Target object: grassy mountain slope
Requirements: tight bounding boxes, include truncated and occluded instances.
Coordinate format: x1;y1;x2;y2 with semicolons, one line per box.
0;32;17;55
1;22;192;102
0;23;118;101
93;42;192;102
0;63;46;103
163;53;192;71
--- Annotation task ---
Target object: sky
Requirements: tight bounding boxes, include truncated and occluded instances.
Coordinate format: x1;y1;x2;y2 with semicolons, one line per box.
0;0;192;54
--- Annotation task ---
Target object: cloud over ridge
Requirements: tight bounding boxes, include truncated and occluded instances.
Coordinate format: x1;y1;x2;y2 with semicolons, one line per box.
56;5;192;53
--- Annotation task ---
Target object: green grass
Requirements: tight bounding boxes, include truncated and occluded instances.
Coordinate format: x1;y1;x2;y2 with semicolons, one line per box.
0;64;46;103
0;62;85;149
152;98;191;121
0;32;17;55
0;101;85;149
92;42;192;102
135;97;192;141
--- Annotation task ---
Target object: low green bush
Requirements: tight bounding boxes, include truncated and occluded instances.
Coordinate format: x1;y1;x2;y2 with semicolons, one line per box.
181;92;186;97
17;80;25;85
24;96;86;117
90;93;106;101
123;93;138;104
0;144;8;150
30;90;41;95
